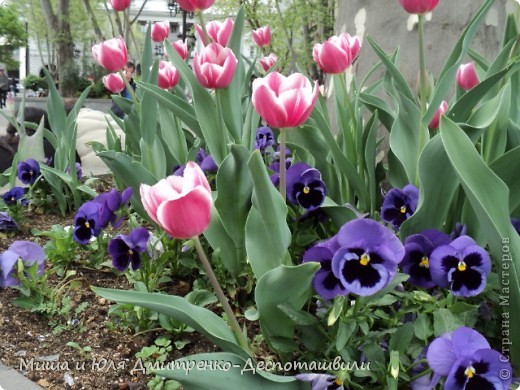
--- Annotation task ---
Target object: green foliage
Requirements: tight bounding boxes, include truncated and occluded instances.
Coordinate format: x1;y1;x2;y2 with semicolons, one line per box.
0;3;28;69
23;74;47;91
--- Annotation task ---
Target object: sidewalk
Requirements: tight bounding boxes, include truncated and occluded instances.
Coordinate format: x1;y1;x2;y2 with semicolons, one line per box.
0;363;43;390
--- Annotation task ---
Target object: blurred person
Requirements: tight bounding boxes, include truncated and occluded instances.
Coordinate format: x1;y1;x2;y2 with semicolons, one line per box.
110;61;136;119
0;68;9;108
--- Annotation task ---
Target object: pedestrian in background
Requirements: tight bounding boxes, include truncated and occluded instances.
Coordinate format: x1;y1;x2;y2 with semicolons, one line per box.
0;68;9;108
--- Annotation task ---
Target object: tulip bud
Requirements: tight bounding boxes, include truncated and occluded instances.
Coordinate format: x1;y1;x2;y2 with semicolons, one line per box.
103;73;125;93
398;0;440;14
456;62;480;91
92;37;128;72
193;43;238;89
176;0;215;13
252;26;272;48
428;100;448;129
110;0;131;11
151;21;170;43
158;61;180;90
259;53;278;72
171;40;188;60
140;162;212;239
252;72;319;128
196;18;234;46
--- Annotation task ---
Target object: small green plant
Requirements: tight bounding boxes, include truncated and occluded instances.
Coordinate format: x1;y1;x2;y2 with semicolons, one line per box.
22;74;47;91
66;341;92;357
33;225;80;276
135;337;181;390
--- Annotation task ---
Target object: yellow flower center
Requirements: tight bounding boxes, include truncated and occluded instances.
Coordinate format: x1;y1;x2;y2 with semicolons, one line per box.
400;205;407;214
419;256;429;268
303;186;310;194
335;378;343;386
128;249;133;255
360;253;370;266
11;196;15;201
85;221;90;229
458;261;467;272
464;366;475;379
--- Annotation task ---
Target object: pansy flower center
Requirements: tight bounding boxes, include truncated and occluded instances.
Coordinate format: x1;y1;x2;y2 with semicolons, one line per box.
360;253;370;266
11;196;15;202
85;221;90;229
419;256;429;268
335;378;343;386
464;365;475;379
400;205;407;214
458;260;467;272
303;186;310;194
128;249;133;255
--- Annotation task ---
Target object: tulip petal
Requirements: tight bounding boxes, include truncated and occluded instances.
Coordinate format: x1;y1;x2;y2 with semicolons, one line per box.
156;187;212;239
252;83;288;128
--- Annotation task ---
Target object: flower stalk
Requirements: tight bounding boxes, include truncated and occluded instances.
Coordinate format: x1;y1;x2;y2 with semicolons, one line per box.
279;128;287;201
418;14;428;114
192;236;251;354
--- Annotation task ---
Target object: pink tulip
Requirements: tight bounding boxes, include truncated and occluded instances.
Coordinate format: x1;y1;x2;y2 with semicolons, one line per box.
428;100;448;129
259;53;278;72
102;73;125;93
196;18;234;46
252;26;271;48
176;0;215;12
92;37;128;72
193;42;238;89
110;0;131;11
140;162;212;239
398;0;440;14
252;72;319;128
171;40;188;60
158;61;180;89
456;62;480;91
151;21;170;43
313;33;361;74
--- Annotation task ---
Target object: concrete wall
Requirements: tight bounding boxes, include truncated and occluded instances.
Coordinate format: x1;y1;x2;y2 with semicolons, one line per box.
13;97;113;113
336;0;519;88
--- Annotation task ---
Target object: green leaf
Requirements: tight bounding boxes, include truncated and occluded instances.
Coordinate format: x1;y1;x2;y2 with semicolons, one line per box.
424;0;495;125
482;84;511;163
490;146;520;211
389;323;414;354
413;313;432;342
155;352;306;389
204;202;245;278
140;137;167;179
215;145;252;250
245;151;291;279
439;116;520;367
277;302;318;326
158;108;188;165
92;288;247;358
255;263;319;356
433;308;464;336
164;38;228;164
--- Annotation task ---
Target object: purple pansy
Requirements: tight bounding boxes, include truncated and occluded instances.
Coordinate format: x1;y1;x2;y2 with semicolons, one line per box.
0;241;45;287
286;162;327;211
93;187;133;229
401;229;451;288
65;162;83;180
254;126;275;151
302;235;347;299
269;159;292;187
17;158;41;185
108;227;150;271
2;187;28;206
450;222;468;240
331;219;405;296
0;212;19;231
196;148;218;173
73;201;103;244
381;184;419;229
295;373;343;390
429;236;491;297
426;327;512;390
511;218;520;235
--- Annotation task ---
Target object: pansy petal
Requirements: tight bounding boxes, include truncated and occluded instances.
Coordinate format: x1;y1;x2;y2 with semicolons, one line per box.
426;334;457;376
451;327;490;358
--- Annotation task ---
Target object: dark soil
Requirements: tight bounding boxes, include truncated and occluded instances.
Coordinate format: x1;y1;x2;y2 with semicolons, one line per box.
0;212;219;390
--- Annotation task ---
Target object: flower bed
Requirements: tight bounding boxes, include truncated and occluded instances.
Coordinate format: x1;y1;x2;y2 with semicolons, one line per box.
1;0;520;389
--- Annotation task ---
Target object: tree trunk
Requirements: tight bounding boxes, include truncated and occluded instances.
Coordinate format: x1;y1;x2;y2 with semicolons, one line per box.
82;0;105;40
40;0;76;97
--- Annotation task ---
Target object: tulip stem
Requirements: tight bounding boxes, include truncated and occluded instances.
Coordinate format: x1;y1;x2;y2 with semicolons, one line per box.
197;11;210;45
279;127;287;202
192;236;251;355
418;14;428;114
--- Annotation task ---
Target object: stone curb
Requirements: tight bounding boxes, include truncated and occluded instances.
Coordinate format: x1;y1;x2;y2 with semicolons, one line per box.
0;363;43;390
